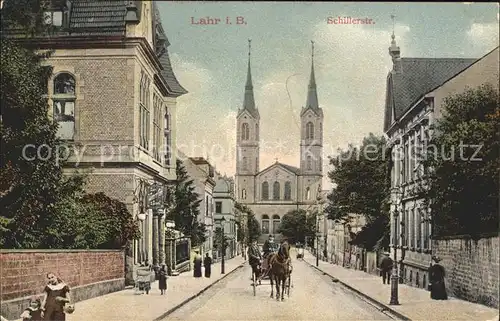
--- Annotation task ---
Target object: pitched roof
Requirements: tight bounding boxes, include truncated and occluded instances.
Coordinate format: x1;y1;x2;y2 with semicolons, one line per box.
258;162;301;176
69;0;128;36
384;57;477;131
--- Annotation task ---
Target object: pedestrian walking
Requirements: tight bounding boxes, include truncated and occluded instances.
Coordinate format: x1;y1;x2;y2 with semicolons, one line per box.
379;252;393;285
158;263;168;295
193;250;202;278
20;296;43;321
428;256;448;300
40;272;74;321
203;253;212;278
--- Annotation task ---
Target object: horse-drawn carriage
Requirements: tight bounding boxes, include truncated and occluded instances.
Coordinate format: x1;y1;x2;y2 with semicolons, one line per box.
251;242;292;301
296;243;304;259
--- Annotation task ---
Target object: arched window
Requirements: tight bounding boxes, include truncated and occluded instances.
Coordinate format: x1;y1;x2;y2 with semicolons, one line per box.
273;181;280;200
241;123;250;140
262;215;270;234
53;73;76;140
262;181;269;200
205;196;209;216
241;188;247;200
307;156;313;170
272;215;281;234
242;157;248;170
305;187;310;200
284;181;291;200
306;122;314;140
255;123;259;140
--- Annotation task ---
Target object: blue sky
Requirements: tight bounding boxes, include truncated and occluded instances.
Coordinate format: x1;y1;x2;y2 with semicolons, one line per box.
157;2;499;187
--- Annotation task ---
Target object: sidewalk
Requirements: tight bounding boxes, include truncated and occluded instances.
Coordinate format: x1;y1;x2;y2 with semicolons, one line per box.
16;257;246;321
302;251;498;321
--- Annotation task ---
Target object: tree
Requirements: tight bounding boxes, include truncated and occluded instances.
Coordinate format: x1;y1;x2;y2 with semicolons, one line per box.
167;159;206;247
80;193;141;249
213;227;229;252
0;9;84;248
419;84;499;237
325;134;391;251
235;201;261;243
277;209;316;244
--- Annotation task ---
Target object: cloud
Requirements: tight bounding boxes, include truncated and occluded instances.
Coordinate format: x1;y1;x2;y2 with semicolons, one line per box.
171;54;237;175
170;22;413;190
466;22;500;56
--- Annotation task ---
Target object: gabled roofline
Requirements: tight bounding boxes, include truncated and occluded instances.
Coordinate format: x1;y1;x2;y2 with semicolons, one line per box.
426;46;498;95
258;162;298;177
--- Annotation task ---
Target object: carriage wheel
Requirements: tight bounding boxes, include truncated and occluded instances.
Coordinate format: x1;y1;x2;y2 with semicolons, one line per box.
252;272;257;296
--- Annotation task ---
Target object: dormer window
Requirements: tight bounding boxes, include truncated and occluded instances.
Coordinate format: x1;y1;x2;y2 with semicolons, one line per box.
44;10;63;26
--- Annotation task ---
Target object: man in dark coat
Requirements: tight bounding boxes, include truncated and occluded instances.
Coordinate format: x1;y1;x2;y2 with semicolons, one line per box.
428;256;448;300
247;240;262;284
262;234;275;257
203;253;212;278
379;252;393;285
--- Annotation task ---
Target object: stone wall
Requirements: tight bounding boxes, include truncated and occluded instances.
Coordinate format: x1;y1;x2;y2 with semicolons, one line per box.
432;234;499;308
0;250;125;320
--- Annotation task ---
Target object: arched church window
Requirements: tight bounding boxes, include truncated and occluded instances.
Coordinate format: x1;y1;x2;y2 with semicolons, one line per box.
284;181;291;200
255;123;259;140
272;215;281;234
241;188;247;199
262;181;269;200
242;157;247;170
262;215;270;234
306;122;314;140
307;156;313;171
305;187;310;200
241;123;250;140
273;181;280;200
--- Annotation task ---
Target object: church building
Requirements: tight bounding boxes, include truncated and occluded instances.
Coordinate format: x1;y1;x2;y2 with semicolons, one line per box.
235;41;324;243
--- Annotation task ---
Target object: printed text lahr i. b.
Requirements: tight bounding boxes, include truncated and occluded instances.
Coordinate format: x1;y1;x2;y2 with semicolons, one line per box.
191;16;247;25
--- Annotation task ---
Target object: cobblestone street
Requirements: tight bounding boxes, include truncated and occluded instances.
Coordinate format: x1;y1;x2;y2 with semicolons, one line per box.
164;258;392;320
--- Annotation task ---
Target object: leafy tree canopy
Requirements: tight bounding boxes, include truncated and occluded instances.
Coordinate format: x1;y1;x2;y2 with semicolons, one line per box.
325;133;390;250
421;84;499;237
234;201;261;243
167;159;206;247
277;209;316;244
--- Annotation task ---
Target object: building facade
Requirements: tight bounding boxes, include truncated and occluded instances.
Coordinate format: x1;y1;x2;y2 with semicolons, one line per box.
235;42;324;243
3;1;188;278
214;177;238;259
177;152;216;257
384;30;498;289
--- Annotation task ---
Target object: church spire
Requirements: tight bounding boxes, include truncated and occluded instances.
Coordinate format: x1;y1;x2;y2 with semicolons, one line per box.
242;39;257;112
305;40;319;109
389;15;402;72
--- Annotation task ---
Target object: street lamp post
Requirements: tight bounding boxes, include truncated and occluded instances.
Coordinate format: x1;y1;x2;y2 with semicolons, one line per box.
137;212;147;263
389;189;403;305
221;216;226;274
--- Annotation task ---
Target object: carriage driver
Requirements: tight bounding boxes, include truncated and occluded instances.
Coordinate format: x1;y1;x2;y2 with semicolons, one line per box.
247;240;262;283
262;234;275;257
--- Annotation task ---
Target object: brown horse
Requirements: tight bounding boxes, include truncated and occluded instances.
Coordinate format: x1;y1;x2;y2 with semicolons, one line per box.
268;241;291;301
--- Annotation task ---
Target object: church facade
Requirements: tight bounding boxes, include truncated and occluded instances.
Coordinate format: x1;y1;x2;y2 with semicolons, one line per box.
235;42;324;243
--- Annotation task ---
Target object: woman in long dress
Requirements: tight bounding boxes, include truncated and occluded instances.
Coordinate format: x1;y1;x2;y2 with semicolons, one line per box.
193;251;202;278
203;253;212;278
40;272;73;321
428;256;448;300
158;264;168;295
